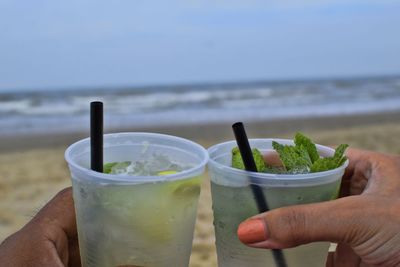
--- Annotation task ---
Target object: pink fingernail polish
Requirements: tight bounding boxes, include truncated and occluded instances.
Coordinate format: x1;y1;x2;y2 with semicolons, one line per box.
237;219;268;244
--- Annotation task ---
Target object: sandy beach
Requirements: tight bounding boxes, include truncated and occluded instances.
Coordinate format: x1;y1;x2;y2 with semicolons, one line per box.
1;111;400;266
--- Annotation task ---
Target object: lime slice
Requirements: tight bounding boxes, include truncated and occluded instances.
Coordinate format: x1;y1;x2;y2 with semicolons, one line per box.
157;171;202;198
157;170;179;176
168;177;202;198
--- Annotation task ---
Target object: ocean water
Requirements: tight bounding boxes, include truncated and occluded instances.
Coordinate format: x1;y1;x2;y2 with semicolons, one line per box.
0;77;399;135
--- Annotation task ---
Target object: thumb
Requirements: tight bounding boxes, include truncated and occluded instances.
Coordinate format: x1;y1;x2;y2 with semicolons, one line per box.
237;196;366;249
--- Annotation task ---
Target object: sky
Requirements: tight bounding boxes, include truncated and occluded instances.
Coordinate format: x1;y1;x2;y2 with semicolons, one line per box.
0;0;399;91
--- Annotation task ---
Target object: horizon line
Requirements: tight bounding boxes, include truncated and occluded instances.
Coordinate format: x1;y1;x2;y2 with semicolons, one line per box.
0;72;399;95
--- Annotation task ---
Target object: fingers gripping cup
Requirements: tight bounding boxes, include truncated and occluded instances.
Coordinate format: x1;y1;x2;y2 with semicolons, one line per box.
65;133;208;267
208;139;348;267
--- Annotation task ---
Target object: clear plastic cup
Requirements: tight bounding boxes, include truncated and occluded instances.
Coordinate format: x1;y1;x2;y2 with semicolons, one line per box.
208;139;348;267
65;132;209;267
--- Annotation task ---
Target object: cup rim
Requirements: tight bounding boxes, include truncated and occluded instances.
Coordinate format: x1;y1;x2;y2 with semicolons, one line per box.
207;138;349;182
65;132;209;183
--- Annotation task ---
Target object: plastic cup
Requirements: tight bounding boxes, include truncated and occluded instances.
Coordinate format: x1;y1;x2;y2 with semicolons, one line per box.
65;132;209;267
207;139;348;267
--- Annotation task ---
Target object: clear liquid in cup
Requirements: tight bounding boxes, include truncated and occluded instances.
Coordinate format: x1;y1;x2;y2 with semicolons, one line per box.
210;180;339;267
73;156;201;267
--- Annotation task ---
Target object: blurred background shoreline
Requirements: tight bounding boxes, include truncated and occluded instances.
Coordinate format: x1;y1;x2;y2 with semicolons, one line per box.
1;109;400;152
1;75;399;137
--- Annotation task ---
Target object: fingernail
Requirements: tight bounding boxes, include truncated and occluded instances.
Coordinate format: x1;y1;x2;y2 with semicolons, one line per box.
237;219;268;244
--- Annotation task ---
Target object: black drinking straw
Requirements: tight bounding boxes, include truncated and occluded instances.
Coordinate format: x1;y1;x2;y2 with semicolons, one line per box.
90;101;103;173
232;122;288;267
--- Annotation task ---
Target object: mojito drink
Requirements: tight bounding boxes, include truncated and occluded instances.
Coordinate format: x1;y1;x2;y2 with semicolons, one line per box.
65;133;209;267
208;138;347;267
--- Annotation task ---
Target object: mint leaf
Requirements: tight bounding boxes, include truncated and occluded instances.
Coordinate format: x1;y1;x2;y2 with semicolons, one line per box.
338;156;348;167
272;141;310;173
333;144;349;163
231;147;266;172
297;144;313;166
294;132;319;163
310;144;349;172
231;133;349;175
310;158;337;172
274;133;348;173
103;162;118;174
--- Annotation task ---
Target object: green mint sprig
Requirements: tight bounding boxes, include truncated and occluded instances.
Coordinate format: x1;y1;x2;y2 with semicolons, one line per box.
310;144;349;172
231;147;266;172
231;132;348;174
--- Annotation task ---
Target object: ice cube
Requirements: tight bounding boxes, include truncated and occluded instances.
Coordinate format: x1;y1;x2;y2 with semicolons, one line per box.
105;153;190;176
110;162;132;175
